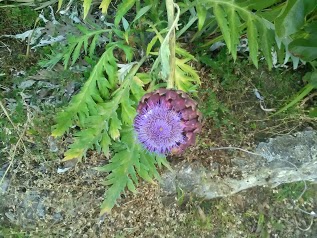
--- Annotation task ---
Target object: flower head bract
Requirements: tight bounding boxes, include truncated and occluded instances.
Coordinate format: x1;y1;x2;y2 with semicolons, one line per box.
134;88;202;154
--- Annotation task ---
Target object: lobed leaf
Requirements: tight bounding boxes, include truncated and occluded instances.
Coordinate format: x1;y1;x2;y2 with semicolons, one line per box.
132;5;152;23
196;0;207;31
248;0;281;11
146;35;159;56
213;3;231;52
176;46;196;60
246;17;258;68
98;129;169;214
176;58;200;84
100;131;111;158
289;39;317;62
83;0;92;19
109;112;122;140
226;5;240;61
160;41;171;79
71;41;83;66
121;96;136;125
275;0;317;38
57;0;63;11
201;0;280;69
258;20;274;70
89;34;99;58
114;0;136;27
99;0;112;14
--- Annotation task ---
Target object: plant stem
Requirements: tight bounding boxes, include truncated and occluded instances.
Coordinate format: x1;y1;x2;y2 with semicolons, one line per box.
26;17;40;57
166;0;176;89
136;1;146;53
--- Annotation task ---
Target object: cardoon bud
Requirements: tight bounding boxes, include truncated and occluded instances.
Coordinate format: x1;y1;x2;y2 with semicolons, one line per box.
134;88;202;155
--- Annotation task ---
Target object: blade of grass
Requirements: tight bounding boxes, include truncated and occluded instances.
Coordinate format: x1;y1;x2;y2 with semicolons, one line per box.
274;83;315;115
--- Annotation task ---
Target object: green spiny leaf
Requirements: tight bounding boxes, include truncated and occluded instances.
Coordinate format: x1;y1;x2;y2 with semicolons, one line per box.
52;49;115;137
289;38;317;62
247;17;258;68
132;5;152;23
89;34;99;58
100;172;128;214
100;145;139;214
63;118;105;161
71;41;83;66
109;112;122;140
100;131;111;158
156;154;172;171
175;66;198;92
118;43;134;62
227;5;240;61
130;76;146;100
63;147;85;161
275;0;317;38
83;0;92;19
203;0;278;69
249;0;281;11
57;0;63;11
86;96;98;115
127;179;137;192
258;20;273;70
213;3;231;52
99;0;112;14
83;38;89;55
120;95;136;125
176;46;196;60
128;166;138;185
51;111;73;137
114;0;136;27
63;43;76;69
77;24;90;34
196;0;207;31
97;77;110;99
146;35;159;56
160;41;170;79
138;163;154;183
176;58;200;83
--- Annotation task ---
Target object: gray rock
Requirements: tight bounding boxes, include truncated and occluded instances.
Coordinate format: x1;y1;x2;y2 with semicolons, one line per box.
161;130;317;199
0;164;10;194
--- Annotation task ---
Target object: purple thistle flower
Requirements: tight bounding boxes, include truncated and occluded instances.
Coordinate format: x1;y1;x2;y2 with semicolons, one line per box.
134;101;184;154
134;88;202;155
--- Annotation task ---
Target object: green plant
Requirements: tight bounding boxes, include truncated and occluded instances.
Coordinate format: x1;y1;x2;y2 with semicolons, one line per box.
48;0;200;215
51;43;174;214
0;7;37;34
44;0;317;215
273;181;313;202
272;1;317;114
200;90;231;128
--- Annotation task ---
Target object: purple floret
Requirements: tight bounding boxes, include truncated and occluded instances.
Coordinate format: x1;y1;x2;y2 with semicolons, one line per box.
134;101;184;154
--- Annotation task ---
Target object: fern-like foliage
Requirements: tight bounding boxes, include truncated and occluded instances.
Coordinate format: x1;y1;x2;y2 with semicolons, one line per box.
96;128;171;214
197;0;277;69
175;47;200;92
51;43;132;139
40;24;109;69
147;22;200;92
59;0;137;21
52;39;172;213
52;0;202;215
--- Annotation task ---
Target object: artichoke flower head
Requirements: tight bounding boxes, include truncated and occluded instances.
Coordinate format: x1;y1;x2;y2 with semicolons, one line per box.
134;88;202;155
